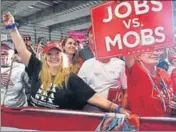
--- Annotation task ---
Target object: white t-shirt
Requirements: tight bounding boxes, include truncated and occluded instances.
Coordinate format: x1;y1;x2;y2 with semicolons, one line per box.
1;62;28;107
78;58;127;98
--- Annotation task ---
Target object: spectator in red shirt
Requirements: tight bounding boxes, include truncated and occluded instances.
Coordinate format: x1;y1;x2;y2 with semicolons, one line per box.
125;50;174;116
168;54;176;94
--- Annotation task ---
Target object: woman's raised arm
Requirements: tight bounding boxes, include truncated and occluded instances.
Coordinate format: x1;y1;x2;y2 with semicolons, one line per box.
3;12;31;66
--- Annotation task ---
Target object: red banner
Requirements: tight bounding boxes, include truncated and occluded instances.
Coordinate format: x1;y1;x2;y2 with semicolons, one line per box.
91;1;174;59
68;31;85;43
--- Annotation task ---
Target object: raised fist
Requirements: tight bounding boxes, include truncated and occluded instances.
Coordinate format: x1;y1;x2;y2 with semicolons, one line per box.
3;12;15;25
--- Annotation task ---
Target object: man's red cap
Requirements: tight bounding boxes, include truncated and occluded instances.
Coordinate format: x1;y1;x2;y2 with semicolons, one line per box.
43;41;62;53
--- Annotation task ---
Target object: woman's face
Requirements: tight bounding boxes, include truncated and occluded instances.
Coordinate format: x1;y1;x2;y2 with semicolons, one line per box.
63;38;77;55
139;50;161;65
46;48;61;68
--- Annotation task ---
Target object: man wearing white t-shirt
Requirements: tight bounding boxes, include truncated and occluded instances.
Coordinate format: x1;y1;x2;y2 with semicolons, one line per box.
77;26;127;110
78;57;127;98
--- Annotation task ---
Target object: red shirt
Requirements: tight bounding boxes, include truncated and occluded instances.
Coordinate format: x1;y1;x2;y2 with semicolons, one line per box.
126;61;164;116
154;67;174;105
171;68;176;94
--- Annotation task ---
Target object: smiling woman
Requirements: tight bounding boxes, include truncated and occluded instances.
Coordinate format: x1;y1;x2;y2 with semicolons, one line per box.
61;36;80;73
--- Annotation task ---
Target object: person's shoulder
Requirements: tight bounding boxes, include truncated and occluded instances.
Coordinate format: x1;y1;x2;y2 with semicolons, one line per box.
12;62;26;75
13;62;25;69
111;57;125;66
82;58;95;66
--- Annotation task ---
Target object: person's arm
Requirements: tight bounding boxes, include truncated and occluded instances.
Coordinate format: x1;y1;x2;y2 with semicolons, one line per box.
3;12;31;66
119;63;128;108
68;73;130;116
87;93;130;116
122;89;128;109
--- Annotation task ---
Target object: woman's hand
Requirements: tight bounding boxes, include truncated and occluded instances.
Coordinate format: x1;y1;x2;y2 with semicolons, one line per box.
3;12;15;25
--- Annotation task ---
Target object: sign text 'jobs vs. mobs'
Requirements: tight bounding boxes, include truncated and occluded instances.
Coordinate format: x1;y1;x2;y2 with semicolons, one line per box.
91;1;174;59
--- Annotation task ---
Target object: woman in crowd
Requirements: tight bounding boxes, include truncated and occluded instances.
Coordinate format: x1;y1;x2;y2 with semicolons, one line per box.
2;12;130;115
61;36;80;73
1;40;30;107
22;34;36;56
125;50;174;116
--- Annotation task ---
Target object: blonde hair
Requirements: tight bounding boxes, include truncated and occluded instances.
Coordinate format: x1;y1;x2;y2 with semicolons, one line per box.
39;54;69;92
68;64;80;74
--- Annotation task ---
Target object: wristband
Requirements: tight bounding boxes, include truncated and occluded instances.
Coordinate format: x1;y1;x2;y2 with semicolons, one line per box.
114;105;121;113
5;23;18;30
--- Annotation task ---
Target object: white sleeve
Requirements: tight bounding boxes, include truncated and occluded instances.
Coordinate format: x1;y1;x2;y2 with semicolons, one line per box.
120;63;127;89
77;62;88;83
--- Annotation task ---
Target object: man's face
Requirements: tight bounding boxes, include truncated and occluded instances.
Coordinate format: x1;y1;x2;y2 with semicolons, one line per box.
88;30;95;52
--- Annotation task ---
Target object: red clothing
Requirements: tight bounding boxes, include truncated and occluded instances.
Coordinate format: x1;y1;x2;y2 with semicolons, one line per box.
126;61;164;116
154;67;174;105
171;68;176;94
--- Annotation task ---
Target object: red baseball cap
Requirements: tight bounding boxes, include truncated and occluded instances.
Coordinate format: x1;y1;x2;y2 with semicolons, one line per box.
43;41;62;53
1;40;14;50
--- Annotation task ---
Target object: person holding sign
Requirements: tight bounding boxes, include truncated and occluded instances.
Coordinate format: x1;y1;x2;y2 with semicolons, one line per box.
78;26;128;111
90;0;175;116
125;51;174;116
2;12;131;116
